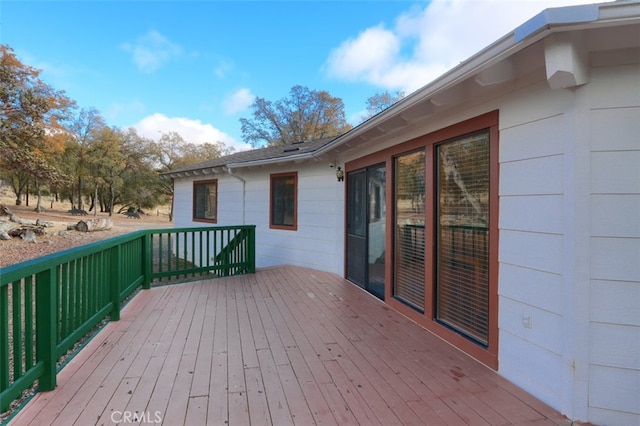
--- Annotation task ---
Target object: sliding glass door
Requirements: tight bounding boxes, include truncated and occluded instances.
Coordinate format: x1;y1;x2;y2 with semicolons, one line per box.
346;164;386;299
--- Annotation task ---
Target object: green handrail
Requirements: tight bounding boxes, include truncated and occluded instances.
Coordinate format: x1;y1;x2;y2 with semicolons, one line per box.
0;225;255;415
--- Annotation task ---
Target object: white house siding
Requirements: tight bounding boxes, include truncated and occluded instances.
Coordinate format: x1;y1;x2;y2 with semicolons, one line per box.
586;62;640;425
172;174;246;261
172;163;345;276
248;164;344;274
497;80;572;412
497;59;640;425
172;176;196;223
173;174;245;225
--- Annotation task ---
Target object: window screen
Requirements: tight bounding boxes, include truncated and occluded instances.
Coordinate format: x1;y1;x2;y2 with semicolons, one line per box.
435;131;489;344
393;150;426;310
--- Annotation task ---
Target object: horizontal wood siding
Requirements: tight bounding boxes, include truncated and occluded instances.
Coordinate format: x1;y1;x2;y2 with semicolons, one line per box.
499;264;563;315
587;63;640;424
173;178;193;223
497;80;571;409
217;179;244;222
499;195;563;234
255;166;344;273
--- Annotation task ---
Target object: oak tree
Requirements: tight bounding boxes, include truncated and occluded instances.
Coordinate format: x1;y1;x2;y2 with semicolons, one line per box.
240;85;351;147
0;44;75;205
362;90;405;122
65;107;106;210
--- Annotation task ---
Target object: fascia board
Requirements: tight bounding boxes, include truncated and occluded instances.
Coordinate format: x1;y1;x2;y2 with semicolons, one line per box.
515;3;601;42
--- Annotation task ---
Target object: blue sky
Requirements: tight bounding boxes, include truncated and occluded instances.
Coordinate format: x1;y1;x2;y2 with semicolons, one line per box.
2;0;603;152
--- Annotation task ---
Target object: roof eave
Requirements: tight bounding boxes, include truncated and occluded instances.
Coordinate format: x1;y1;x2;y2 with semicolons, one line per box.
226;150;318;169
161;166;223;179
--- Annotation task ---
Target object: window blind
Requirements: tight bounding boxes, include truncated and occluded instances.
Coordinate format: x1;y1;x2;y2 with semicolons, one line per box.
435;131;490;344
393;150;426;310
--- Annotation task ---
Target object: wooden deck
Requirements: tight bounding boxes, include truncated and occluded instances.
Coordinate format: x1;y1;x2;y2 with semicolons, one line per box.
9;266;569;425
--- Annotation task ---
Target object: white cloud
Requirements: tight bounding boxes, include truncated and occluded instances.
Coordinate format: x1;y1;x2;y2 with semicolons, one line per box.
121;30;182;73
325;0;610;94
132;113;252;152
223;88;255;115
325;26;400;80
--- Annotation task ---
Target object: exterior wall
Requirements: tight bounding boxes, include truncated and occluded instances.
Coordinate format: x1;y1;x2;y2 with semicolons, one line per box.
497;81;571;412
497;60;640;425
173;162;345;275
586;63;640;425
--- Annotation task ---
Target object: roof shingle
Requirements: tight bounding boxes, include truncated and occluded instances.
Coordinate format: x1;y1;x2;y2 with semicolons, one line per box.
163;136;337;177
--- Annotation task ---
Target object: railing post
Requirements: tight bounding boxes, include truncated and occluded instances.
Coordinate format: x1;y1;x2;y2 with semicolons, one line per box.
248;226;256;273
1;284;9;396
143;231;152;290
35;268;57;391
110;245;121;321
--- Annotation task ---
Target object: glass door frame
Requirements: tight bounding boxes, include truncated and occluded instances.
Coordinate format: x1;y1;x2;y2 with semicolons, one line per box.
345;161;388;300
342;111;500;369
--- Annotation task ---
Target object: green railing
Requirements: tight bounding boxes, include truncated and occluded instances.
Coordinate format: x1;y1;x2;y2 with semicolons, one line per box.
0;225;255;414
150;226;256;283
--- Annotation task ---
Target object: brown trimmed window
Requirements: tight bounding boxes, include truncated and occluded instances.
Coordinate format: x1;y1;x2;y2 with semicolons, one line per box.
270;172;297;230
393;131;491;344
193;179;217;223
382;111;498;367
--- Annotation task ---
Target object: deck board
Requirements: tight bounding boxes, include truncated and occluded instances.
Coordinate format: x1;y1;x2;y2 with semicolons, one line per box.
8;266;569;426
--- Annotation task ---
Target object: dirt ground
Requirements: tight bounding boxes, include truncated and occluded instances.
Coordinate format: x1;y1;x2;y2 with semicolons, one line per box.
0;196;173;268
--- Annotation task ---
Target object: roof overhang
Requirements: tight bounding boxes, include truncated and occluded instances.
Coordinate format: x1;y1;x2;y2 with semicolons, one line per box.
163;167;223;179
